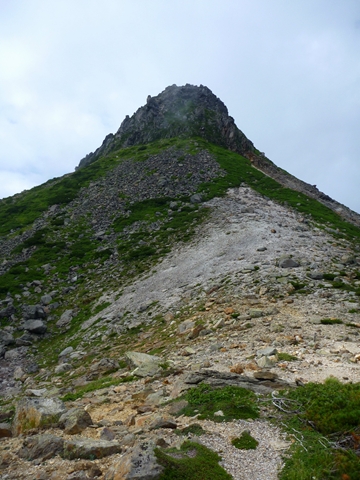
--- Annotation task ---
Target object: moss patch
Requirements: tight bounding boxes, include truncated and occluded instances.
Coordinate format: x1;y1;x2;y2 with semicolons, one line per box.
231;431;258;450
177;383;259;422
155;440;232;480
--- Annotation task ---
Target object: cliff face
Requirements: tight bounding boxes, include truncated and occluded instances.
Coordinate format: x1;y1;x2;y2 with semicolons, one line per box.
78;84;254;168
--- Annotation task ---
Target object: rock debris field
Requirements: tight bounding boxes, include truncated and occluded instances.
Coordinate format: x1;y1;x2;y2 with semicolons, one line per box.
1;186;360;479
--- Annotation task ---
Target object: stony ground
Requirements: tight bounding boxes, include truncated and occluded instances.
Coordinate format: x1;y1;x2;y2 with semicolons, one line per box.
1;186;359;479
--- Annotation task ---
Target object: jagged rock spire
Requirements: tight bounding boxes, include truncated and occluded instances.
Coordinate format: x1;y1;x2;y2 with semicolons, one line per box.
78;84;254;168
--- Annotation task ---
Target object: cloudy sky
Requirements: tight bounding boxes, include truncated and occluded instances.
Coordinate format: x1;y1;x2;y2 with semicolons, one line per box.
1;0;359;213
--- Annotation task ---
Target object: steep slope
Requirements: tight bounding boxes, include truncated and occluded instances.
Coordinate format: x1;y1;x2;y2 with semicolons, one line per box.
1;84;360;479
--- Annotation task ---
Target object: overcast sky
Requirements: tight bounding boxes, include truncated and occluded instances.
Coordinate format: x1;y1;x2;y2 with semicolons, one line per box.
1;0;359;213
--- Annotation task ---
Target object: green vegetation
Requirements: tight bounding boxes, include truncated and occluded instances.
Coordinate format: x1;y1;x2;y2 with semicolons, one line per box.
175;423;205;436
177;383;259;422
155;440;232;480
278;378;360;479
231;431;258;450
320;318;343;325
60;374;134;402
277;352;298;362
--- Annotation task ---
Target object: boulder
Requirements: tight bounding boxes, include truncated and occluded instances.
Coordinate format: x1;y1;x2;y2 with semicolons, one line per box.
23;320;47;334
0;330;15;346
55;363;72;374
62;437;121;460
17;434;64;461
23;305;46;320
59;408;93;434
13;397;67;435
56;309;74;329
278;257;300;268
0;303;16;319
104;441;163;480
0;423;12;438
125;351;162;378
41;294;52;305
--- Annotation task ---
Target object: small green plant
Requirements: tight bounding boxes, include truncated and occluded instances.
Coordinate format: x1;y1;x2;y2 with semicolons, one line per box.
231;431;258;450
155;440;232;480
177;383;259;422
60;375;134;401
277;352;298;362
320;318;343;325
175;423;205;436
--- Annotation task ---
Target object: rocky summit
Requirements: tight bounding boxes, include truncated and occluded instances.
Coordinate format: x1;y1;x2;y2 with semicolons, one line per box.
0;84;360;479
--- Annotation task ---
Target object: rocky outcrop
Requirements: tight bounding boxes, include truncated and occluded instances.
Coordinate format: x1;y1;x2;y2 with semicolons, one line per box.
78;84;254;168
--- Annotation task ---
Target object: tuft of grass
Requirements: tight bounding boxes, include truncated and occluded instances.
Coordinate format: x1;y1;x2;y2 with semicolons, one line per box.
155;440;232;480
177;383;259;422
277;352;298;362
231;431;258;450
320;318;343;325
175;423;205;436
60;375;134;402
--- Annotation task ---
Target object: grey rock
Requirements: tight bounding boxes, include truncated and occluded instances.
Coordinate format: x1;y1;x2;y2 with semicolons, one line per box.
168;399;189;415
104;441;163;480
341;254;356;265
190;193;202;204
59;346;74;357
4;347;23;360
149;417;177;430
59;407;93;434
23;304;46;320
145;390;167;406
0;303;16;319
0;330;15;346
89;357;118;372
13;397;67;435
15;333;34;346
13;366;25;380
57;309;74;329
125;351;162;378
257;347;278;357
17;434;64;461
41;294;52;305
55;363;72;374
309;271;324;280
278;257;300;268
100;427;116;441
62;437;121;460
257;355;277;368
0;423;12;438
177;320;195;334
23;319;47;334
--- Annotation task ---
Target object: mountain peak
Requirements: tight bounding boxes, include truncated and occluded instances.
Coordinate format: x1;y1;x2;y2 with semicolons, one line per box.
78;84;254;168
